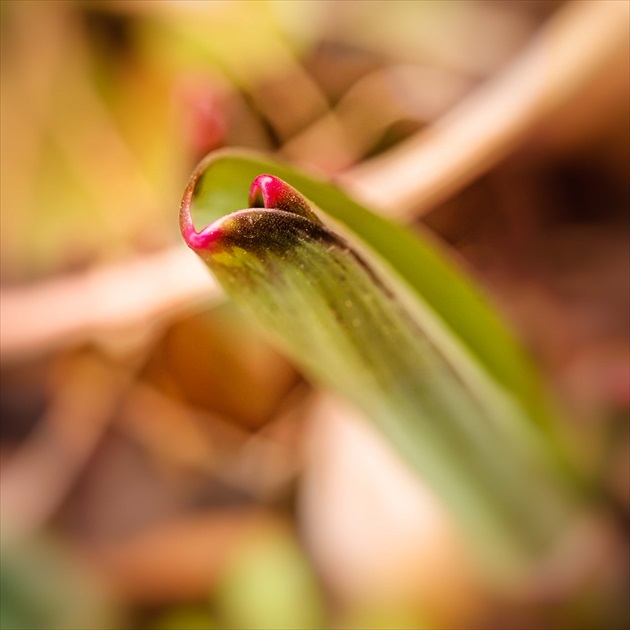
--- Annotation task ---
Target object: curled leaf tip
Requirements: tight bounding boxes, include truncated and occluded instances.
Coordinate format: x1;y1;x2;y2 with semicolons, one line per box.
249;174;322;223
179;165;222;252
180;171;324;255
180;170;325;262
181;220;224;252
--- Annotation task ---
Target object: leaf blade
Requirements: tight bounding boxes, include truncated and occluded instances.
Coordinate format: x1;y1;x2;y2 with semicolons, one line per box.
181;168;579;578
185;149;551;427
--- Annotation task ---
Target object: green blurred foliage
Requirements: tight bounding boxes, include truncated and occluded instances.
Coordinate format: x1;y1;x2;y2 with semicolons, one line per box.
215;527;324;630
0;537;120;630
152;606;217;630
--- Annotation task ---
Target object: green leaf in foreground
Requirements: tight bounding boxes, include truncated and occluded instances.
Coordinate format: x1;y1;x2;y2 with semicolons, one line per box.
182;149;553;430
180;159;580;579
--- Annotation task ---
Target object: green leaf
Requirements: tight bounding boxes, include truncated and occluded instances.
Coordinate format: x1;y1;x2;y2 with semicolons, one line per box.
180;151;580;578
183;150;553;429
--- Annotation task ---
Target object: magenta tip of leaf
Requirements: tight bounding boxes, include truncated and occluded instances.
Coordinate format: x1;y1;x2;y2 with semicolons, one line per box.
182;222;224;251
180;201;223;251
249;174;320;223
249;174;288;209
179;171;224;252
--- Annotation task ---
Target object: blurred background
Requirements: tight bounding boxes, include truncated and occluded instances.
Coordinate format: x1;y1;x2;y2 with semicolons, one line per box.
1;1;628;629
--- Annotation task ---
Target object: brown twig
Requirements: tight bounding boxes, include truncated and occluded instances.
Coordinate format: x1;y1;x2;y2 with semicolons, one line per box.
339;0;629;218
0;247;219;362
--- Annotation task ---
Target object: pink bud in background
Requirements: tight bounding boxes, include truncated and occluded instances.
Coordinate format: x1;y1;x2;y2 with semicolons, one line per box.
175;76;227;161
